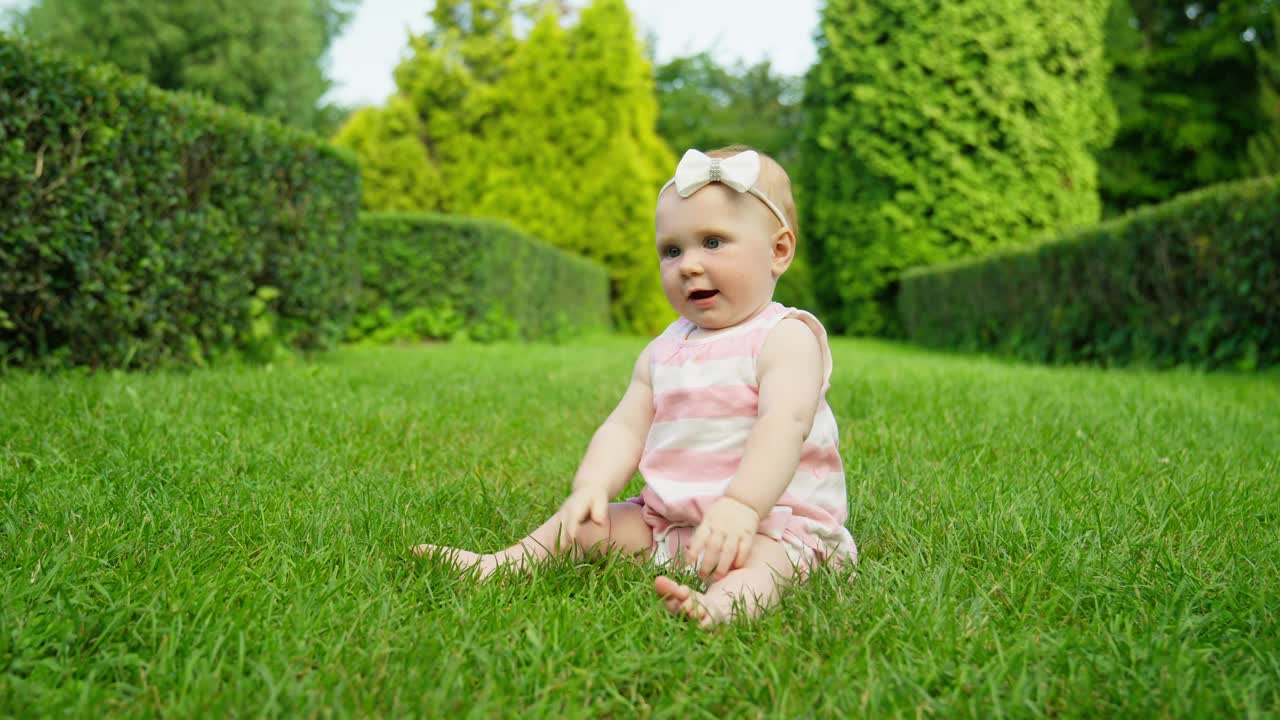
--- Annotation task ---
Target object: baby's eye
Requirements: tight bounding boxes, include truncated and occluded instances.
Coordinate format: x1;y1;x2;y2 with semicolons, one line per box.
704;236;722;249
662;245;681;259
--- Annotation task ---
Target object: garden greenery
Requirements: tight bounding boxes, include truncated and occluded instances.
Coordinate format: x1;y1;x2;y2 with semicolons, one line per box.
801;0;1115;335
898;175;1280;370
334;0;674;334
0;34;361;370
352;213;609;344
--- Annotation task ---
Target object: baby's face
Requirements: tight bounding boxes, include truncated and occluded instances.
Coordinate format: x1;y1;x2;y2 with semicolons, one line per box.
654;184;788;330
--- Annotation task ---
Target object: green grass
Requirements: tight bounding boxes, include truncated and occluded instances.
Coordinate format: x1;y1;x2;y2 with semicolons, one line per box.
2;337;1278;717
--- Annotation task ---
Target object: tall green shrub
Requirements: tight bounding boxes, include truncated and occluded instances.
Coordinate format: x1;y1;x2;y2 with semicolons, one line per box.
528;0;672;332
1247;9;1280;178
0;35;360;369
332;96;442;211
334;0;674;334
1101;1;1274;214
801;0;1115;335
367;0;516;215
12;0;355;134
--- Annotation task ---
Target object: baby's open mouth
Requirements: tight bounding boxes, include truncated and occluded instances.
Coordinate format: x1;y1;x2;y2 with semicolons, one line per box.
688;289;719;300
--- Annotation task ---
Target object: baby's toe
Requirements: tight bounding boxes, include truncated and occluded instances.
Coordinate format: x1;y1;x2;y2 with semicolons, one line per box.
654;575;689;600
655;576;694;615
680;595;710;624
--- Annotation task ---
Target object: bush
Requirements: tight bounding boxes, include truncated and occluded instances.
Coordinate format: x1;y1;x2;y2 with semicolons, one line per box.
800;0;1115;335
898;175;1280;370
352;212;609;343
336;1;675;335
0;35;360;370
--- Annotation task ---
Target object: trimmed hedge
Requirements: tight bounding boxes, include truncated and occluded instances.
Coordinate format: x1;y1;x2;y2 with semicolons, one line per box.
0;35;360;370
898;175;1280;370
352;212;609;343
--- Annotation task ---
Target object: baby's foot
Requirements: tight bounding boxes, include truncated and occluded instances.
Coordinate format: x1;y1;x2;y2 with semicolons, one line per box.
412;544;502;579
654;575;732;628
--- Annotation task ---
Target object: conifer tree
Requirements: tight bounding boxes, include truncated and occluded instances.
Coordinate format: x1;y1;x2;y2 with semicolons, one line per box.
335;0;673;333
334;0;523;215
15;0;353;133
470;0;673;332
800;0;1115;334
1247;9;1280;177
469;8;578;252
332;96;442;211
388;0;519;212
1099;1;1274;212
561;0;675;331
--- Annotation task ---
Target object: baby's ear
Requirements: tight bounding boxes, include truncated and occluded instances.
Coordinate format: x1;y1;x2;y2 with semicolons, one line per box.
770;227;796;277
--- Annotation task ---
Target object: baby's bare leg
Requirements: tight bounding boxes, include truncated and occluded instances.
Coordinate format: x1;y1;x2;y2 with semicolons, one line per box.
413;502;653;578
654;535;798;627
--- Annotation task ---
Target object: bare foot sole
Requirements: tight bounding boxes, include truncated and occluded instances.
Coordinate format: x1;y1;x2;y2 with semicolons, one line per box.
654;575;731;628
412;544;502;579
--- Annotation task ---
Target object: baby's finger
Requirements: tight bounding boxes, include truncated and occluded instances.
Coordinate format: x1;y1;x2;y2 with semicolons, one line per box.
687;524;709;562
700;533;725;580
713;537;737;580
561;514;575;550
563;502;585;546
591;496;608;526
732;533;753;570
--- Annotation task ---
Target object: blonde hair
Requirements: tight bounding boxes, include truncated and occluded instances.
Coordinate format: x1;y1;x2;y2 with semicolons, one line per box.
706;144;799;241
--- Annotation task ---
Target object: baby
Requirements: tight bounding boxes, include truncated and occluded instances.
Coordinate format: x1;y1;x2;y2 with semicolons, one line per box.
415;146;857;627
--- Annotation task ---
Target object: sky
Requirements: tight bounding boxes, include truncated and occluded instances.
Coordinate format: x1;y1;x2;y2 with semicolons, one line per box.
0;0;821;107
325;1;821;107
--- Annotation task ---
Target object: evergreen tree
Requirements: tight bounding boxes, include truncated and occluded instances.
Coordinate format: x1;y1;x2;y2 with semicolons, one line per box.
654;53;804;169
389;0;519;212
1099;0;1275;213
340;0;522;216
1247;9;1280;177
801;0;1115;335
332;96;443;211
338;0;673;333
558;0;675;331
14;0;354;133
469;0;673;331
468;8;579;252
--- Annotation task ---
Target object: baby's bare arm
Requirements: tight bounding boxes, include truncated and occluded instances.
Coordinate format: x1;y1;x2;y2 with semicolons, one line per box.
723;318;823;515
571;346;655;498
559;347;655;543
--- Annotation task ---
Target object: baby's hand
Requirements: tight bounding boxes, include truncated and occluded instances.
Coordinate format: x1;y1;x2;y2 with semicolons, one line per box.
557;486;610;550
689;496;760;581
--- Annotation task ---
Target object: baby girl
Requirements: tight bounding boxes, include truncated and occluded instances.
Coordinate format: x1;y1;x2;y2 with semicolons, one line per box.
415;146;857;627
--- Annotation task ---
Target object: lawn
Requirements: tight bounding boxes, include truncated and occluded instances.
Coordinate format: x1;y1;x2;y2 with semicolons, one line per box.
2;337;1278;717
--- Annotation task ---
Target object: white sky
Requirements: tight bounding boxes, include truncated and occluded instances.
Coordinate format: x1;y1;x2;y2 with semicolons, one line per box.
0;0;821;107
324;1;820;106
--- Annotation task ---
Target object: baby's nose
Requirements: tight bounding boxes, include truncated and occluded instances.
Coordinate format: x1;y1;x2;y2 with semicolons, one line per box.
679;252;703;275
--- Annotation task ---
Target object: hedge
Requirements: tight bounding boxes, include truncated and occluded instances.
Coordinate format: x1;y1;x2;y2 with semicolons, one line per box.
351;212;609;343
898;175;1280;370
0;35;361;370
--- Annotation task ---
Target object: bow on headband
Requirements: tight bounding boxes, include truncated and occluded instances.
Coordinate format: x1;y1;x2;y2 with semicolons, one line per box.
660;149;793;234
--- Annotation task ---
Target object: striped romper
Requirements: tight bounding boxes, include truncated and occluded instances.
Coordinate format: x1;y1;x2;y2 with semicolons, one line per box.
629;302;858;571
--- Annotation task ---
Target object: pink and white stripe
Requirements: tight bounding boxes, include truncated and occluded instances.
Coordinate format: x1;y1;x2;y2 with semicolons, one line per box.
634;303;857;565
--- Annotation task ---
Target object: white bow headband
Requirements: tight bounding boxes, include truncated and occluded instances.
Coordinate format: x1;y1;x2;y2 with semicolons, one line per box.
660;149;793;234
